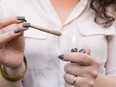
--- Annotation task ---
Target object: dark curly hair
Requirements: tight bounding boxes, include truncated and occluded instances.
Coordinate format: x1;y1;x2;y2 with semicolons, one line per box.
90;0;116;27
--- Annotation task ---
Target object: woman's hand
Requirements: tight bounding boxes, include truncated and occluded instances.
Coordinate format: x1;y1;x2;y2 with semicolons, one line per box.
58;46;100;87
0;16;29;68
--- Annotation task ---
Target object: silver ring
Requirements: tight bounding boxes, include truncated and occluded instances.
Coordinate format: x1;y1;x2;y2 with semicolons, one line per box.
72;76;77;85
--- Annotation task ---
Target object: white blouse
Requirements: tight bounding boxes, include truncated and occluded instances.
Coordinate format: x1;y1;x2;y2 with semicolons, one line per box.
0;0;116;87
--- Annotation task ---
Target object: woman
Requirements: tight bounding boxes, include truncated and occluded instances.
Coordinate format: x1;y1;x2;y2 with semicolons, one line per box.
0;0;116;87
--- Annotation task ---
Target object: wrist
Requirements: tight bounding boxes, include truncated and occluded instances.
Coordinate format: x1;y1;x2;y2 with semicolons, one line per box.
4;62;25;77
0;56;27;82
1;54;24;69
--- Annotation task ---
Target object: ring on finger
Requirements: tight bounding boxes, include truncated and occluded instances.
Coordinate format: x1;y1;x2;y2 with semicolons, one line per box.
72;76;77;85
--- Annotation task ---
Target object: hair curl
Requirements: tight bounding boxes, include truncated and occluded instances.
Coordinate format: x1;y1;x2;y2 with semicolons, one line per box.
90;0;116;27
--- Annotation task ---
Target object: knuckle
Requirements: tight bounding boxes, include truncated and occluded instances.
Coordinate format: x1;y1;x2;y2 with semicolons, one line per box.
92;58;100;66
78;53;85;61
64;63;69;72
94;60;100;67
10;16;17;22
64;63;72;73
90;69;98;78
64;74;68;81
63;74;71;84
88;79;95;86
92;61;100;76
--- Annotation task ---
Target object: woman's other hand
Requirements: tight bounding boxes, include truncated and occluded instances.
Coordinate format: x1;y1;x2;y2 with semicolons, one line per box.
0;16;29;68
59;46;100;87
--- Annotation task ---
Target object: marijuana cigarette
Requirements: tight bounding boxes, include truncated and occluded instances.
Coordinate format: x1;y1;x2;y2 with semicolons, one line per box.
30;24;62;36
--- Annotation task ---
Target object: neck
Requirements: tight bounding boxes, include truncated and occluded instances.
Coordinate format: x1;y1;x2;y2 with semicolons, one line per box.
50;0;80;9
50;0;80;23
51;0;80;3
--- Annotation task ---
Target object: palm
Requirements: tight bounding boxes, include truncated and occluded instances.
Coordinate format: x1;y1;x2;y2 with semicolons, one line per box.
0;35;24;68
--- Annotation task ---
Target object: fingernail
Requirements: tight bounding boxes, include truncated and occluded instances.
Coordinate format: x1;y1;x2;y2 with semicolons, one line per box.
71;48;78;52
22;23;30;28
14;28;21;33
58;54;64;60
17;16;25;20
78;49;86;53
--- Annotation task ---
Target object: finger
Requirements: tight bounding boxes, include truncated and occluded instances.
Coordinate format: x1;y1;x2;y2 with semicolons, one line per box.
17;23;30;36
17;22;30;30
64;82;76;87
64;74;92;87
0;22;29;34
64;63;85;76
74;77;94;87
79;45;91;55
0;29;22;45
59;53;95;66
64;63;99;78
0;16;26;29
64;73;77;85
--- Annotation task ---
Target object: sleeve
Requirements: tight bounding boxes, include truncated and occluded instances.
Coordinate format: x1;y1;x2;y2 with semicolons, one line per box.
0;76;23;87
106;21;116;76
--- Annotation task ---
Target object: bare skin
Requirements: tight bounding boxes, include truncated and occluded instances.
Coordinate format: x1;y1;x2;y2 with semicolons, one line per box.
0;17;27;68
50;0;79;23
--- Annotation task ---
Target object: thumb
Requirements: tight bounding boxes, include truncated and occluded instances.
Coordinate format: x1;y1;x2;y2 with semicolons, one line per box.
78;45;91;55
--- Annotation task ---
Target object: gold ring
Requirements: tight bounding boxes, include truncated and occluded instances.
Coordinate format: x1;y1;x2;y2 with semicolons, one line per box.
72;76;77;85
